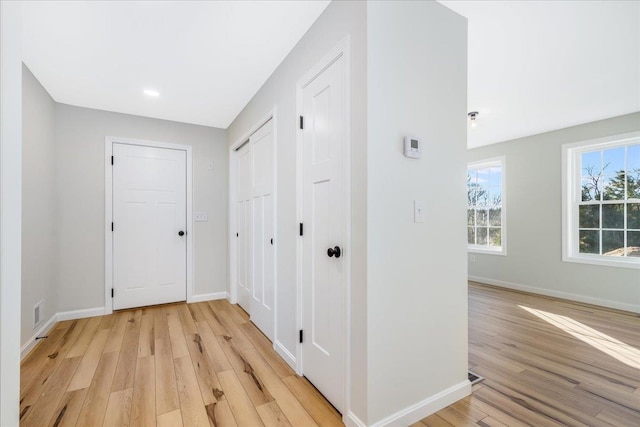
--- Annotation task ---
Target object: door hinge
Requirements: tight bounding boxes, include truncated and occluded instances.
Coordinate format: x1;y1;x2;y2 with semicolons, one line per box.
111;155;114;165
299;223;304;236
111;222;114;232
270;238;273;245
299;329;303;343
111;288;114;298
299;115;304;130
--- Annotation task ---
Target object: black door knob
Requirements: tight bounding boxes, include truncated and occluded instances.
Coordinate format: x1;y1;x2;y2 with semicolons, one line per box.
327;246;342;258
178;231;185;236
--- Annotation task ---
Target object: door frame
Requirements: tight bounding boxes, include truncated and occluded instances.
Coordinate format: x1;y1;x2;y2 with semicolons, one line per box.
228;108;278;317
104;136;194;315
295;36;352;414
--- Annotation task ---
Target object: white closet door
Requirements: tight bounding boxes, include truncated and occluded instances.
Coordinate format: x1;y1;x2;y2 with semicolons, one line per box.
249;120;275;341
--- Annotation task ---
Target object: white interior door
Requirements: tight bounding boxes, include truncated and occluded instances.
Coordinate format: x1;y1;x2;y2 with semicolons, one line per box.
301;53;346;412
236;142;252;312
112;143;187;310
249;120;275;341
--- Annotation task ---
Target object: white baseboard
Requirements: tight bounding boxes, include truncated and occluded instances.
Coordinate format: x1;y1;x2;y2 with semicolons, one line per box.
189;292;228;303
57;306;106;322
345;411;367;427
20;314;57;360
273;340;296;371
370;380;471;427
469;275;640;314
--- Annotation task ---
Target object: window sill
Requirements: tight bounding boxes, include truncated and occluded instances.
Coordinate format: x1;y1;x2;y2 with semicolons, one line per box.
468;246;506;256
563;254;640;270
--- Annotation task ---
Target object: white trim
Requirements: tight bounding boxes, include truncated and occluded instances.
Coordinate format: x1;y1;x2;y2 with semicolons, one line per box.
57;306;106;322
469;275;640;314
104;136;194;314
562;131;640;270
370;381;471;427
0;2;23;424
20;314;57;360
273;340;297;371
296;36;352;414
190;292;228;303
467;156;507;255
345;412;367;427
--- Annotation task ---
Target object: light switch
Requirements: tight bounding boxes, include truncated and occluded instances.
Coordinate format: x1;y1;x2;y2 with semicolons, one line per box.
414;200;426;223
194;212;208;222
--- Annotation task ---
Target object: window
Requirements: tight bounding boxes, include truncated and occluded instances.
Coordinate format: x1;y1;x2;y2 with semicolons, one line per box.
467;158;506;254
563;133;640;269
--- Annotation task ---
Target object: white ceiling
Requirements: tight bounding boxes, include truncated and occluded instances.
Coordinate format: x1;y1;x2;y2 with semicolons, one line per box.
441;1;640;148
22;1;330;129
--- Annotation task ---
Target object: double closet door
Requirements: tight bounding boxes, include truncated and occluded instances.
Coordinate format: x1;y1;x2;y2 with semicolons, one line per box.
236;120;276;341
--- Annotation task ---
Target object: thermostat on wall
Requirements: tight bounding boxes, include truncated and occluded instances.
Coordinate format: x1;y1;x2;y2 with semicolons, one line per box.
404;136;422;159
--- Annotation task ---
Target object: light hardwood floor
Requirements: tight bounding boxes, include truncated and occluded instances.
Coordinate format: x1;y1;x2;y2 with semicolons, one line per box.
20;300;342;427
418;283;640;427
21;284;640;426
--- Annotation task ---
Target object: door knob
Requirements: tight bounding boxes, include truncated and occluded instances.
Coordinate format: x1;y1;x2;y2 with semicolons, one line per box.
327;246;342;258
178;231;185;236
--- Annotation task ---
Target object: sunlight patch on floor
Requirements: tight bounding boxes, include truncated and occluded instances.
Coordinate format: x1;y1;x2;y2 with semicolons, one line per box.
519;305;640;369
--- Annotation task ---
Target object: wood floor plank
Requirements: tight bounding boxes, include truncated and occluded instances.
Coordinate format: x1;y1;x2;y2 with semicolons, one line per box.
22;356;82;427
198;302;228;336
174;355;210;427
213;308;253;351
131;355;156;427
167;305;190;359
256;401;292;427
154;311;180;416
21;326;66;387
184;329;223;405
281;375;342;426
67;328;110;391
103;388;133;427
205;400;238;427
242;348;317;427
20;319;87;419
66;316;103;358
239;322;295;379
104;311;129;353
111;309;143;392
196;320;233;373
138;309;156;358
47;388;87;427
75;351;119;426
218;370;264;427
157;409;183;427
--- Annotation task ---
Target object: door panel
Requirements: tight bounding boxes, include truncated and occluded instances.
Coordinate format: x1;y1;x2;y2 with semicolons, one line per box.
301;54;346;412
237;144;252;311
113;143;187;310
249;120;275;341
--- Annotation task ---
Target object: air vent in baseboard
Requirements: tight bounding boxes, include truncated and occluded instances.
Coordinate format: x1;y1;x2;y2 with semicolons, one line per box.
468;370;484;385
33;300;44;329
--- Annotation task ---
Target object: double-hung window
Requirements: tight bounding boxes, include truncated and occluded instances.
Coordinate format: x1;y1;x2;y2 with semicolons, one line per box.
467;157;506;254
563;133;640;268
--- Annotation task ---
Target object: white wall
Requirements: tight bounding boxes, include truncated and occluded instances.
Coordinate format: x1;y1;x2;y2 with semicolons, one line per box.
22;65;57;346
226;0;369;421
468;112;640;313
366;1;469;424
55;104;228;313
1;1;23;424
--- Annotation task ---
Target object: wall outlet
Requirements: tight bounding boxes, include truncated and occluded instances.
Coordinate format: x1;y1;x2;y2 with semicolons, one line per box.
194;212;208;222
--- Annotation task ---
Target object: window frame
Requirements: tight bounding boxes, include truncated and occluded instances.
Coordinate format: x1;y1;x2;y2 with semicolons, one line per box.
467;156;507;256
562;131;640;269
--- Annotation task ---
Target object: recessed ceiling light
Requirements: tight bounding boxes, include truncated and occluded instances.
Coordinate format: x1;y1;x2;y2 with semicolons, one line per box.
143;89;160;97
